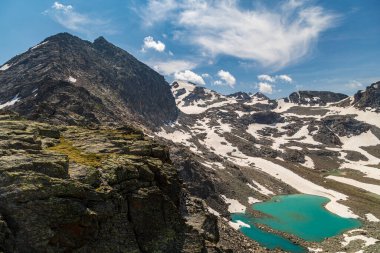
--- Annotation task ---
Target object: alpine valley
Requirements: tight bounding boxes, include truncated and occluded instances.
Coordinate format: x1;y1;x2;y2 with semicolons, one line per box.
0;33;379;253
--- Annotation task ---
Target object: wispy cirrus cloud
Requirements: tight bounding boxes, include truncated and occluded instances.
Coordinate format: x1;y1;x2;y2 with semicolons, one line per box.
141;0;179;26
141;0;338;70
44;2;115;35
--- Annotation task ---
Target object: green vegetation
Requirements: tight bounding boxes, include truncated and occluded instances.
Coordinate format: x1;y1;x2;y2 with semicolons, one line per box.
47;137;106;167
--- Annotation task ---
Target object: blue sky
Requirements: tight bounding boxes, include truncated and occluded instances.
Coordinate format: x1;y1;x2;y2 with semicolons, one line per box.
0;0;379;98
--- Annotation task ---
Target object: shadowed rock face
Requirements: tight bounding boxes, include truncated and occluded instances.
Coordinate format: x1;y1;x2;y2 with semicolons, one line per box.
242;111;284;125
353;81;380;111
287;91;348;106
227;92;251;100
0;33;178;127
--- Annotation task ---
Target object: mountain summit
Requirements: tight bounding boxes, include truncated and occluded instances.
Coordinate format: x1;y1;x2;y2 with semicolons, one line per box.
0;33;177;127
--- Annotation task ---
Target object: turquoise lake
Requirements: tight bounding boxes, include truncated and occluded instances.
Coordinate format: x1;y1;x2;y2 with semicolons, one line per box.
231;194;361;252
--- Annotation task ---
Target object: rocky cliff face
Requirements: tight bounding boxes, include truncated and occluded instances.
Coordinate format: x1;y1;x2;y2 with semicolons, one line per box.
287;90;348;105
0;113;226;253
0;33;177;127
353;81;380;111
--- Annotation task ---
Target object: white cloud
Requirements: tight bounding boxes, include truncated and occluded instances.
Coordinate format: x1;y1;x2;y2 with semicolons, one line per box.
346;80;363;89
44;2;112;34
142;0;178;26
258;82;273;94
174;70;205;85
213;80;223;86
142;36;165;52
277;75;293;82
216;70;236;87
52;2;73;12
151;60;197;75
201;73;210;78
258;74;275;83
277;75;292;82
255;74;292;94
258;74;293;83
141;0;337;69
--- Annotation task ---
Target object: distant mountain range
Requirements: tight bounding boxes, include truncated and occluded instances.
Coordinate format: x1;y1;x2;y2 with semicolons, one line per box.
0;33;379;253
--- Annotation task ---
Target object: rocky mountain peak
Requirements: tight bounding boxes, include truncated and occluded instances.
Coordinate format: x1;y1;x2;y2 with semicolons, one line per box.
93;35;108;44
252;92;269;100
46;32;81;41
0;33;178;128
227;91;251;100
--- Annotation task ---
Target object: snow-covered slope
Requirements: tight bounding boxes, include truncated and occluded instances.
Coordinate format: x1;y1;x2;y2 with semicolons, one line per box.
156;80;380;252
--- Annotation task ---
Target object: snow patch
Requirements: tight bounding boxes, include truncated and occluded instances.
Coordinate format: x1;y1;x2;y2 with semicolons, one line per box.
338;130;380;180
308;248;323;253
365;213;379;222
248;197;261;204
235;111;249;117
0;64;11;71
156;127;200;154
326;176;380;196
179;99;237;114
248;179;274;196
0;94;20;109
68;76;77;83
274;98;295;113
221;195;246;213
287;146;303;150
207;207;220;217
342;233;378;247
303;156;315;169
31;41;48;50
229;220;250;230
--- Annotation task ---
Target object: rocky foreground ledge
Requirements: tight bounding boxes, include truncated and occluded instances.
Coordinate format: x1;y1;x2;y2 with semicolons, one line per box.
0;114;250;253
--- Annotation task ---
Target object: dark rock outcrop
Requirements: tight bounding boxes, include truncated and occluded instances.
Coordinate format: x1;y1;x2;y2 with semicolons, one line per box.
353;81;380;111
0;33;178;127
227;92;251;100
242;111;284;125
320;115;372;137
183;87;214;105
252;92;270;101
288;91;348;106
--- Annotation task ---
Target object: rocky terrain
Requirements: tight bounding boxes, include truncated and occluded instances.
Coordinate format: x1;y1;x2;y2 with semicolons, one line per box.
353;81;380;112
157;80;380;253
0;33;379;252
287;90;348;106
0;33;177;127
0;113;260;253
